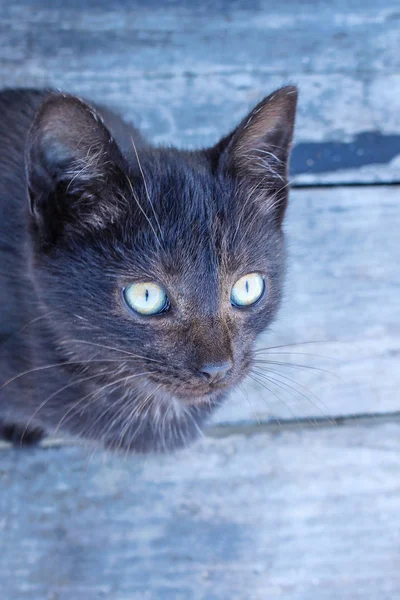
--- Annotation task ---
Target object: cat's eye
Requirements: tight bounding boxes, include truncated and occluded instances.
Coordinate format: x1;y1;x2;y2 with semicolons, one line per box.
123;282;169;316
231;273;265;307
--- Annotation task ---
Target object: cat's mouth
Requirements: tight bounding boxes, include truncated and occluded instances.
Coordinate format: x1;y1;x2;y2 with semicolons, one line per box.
137;354;253;406
174;388;218;403
145;373;237;405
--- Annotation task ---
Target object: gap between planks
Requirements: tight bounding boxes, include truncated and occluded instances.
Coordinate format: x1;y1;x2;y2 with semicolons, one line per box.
293;181;400;189
1;410;400;451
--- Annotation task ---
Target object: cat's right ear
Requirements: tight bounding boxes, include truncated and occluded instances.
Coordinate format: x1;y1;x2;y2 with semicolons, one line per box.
26;93;126;247
209;86;298;226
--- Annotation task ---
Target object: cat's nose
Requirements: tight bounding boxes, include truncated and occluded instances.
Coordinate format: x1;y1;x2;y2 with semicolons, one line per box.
199;361;232;384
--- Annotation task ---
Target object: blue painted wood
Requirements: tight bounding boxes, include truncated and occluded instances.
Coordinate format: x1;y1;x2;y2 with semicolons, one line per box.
0;0;400;182
0;4;399;597
1;422;400;599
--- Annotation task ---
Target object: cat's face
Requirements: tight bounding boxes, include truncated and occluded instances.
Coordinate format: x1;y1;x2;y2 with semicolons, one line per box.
25;86;297;452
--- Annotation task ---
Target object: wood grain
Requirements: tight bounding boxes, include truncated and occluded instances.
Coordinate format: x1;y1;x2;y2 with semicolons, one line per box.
1;421;400;599
1;0;400;183
0;4;399;599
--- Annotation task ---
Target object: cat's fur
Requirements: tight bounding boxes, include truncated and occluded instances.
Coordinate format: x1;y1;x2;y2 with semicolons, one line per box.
0;86;297;452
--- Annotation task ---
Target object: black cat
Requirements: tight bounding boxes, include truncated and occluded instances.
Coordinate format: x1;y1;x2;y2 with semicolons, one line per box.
0;86;297;452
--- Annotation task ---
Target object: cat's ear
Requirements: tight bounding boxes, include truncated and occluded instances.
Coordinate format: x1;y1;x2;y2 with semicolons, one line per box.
26;93;126;245
211;86;298;225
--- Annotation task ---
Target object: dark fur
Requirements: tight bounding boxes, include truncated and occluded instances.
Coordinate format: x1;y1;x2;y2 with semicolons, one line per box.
0;86;297;452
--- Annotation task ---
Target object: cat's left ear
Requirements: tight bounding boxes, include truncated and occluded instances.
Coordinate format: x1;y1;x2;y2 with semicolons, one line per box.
210;86;298;225
26;93;126;246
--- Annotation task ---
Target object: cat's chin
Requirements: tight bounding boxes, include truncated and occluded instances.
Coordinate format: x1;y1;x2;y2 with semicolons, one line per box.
98;390;225;455
63;381;227;454
174;390;214;404
152;384;222;409
149;377;234;406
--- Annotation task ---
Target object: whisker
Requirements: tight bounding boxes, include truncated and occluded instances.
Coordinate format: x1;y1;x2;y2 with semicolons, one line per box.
180;404;205;445
63;339;163;363
0;310;61;348
255;350;339;362
119;387;159;455
125;173;162;248
53;371;154;435
254;342;339;363
238;382;260;425
107;386;151;450
0;357;154;392
130;135;164;242
253;358;339;378
254;341;333;352
232;181;262;245
81;384;130;444
253;365;326;406
21;370;111;444
252;367;336;426
254;371;322;427
247;373;302;423
160;398;175;452
0;360;107;392
93;383;139;450
252;371;320;426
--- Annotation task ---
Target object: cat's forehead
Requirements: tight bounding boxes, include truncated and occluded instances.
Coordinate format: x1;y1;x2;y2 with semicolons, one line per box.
121;153;279;277
149;161;226;210
131;158;252;246
122;197;273;284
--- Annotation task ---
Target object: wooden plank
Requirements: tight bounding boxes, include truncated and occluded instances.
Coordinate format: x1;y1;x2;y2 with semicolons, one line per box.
0;0;399;183
1;0;399;76
1;421;400;599
213;185;400;425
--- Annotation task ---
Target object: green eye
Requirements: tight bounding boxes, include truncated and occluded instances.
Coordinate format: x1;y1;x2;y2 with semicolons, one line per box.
231;273;265;307
123;282;169;316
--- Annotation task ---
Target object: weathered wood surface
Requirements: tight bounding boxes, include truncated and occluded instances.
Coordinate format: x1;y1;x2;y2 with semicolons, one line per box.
1;421;400;599
214;184;400;425
0;1;398;423
1;3;400;598
1;0;400;183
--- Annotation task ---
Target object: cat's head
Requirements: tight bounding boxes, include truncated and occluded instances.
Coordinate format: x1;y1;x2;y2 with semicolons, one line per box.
25;86;297;452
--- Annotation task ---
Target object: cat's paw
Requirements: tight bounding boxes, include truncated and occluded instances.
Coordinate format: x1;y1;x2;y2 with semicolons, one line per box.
0;421;45;446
